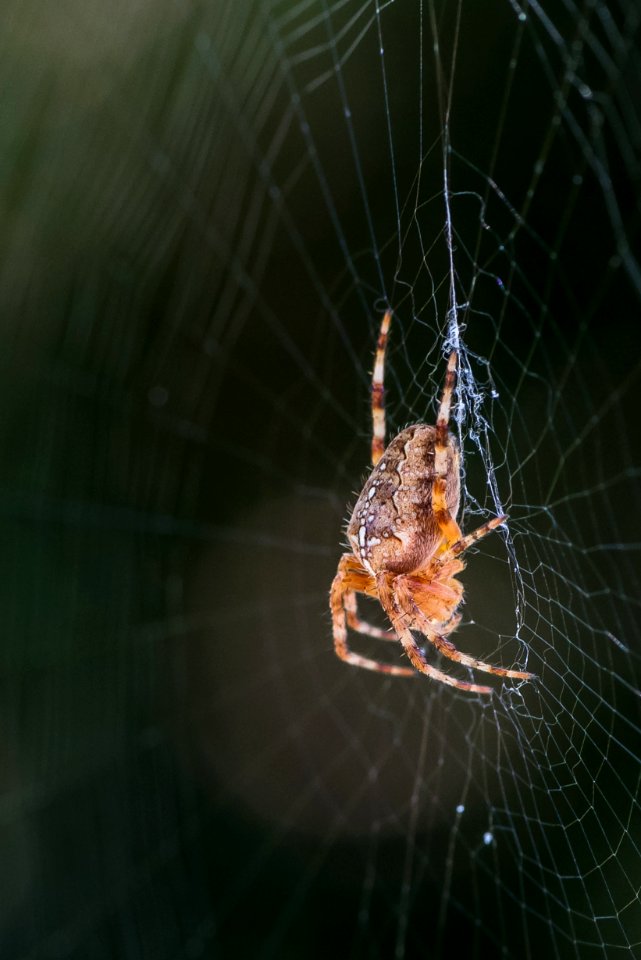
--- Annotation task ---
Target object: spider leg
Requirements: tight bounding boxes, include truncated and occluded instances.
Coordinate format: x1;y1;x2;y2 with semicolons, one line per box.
448;514;508;557
337;555;397;640
330;554;415;676
344;591;397;642
432;479;464;548
371;309;391;467
376;574;494;694
435;350;457;439
394;575;533;680
432;351;465;547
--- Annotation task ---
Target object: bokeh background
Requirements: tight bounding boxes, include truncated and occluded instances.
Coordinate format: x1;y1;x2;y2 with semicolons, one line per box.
3;1;641;957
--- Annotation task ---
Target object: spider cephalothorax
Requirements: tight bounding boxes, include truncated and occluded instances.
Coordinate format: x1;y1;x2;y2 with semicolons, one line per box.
330;310;533;694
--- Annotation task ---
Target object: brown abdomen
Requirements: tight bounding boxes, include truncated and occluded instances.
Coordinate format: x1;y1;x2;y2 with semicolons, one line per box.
347;424;460;575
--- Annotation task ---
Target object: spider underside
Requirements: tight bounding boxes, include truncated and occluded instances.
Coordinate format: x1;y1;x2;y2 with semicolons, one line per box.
329;310;533;694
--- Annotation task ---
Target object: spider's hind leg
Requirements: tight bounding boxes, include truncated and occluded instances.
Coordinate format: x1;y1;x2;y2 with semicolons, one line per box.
344;589;397;642
376;573;494;694
334;555;396;640
330;554;415;676
395;575;532;681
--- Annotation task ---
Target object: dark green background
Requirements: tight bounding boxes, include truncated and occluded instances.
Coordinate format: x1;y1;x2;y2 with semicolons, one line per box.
3;1;641;957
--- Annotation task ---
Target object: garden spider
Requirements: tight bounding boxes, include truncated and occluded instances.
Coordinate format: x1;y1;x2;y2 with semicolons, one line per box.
329;310;533;694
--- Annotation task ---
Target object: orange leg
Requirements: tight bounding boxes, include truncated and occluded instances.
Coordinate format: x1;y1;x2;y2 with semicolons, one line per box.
403;561;465;621
431;351;465;547
330;554;415;676
394;575;533;680
432;477;465;546
344;588;397;641
339;556;396;640
448;515;508;557
375;573;494;694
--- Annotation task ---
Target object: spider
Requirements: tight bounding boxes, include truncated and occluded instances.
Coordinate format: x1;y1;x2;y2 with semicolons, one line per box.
330;310;534;694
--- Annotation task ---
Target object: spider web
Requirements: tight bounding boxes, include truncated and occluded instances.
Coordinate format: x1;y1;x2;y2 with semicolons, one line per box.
3;0;641;957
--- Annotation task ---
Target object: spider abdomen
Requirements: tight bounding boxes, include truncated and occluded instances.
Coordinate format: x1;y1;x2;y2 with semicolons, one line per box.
347;424;460;575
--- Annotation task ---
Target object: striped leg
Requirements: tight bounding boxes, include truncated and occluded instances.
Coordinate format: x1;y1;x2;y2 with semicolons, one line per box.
371;309;391;466
394;575;533;680
344;590;397;641
338;555;397;641
432;351;464;546
376;574;494;694
330;554;415;676
450;515;508;557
